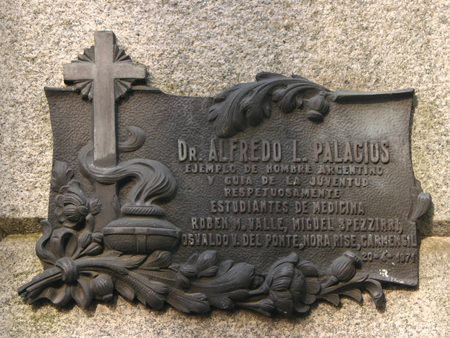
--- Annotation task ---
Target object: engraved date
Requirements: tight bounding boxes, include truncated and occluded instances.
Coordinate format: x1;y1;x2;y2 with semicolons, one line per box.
361;251;417;264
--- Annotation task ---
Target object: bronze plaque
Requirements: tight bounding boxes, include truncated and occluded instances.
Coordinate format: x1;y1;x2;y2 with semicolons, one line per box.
20;32;430;317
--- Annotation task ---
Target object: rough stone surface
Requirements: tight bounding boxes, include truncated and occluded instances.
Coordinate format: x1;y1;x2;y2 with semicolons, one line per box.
1;0;450;235
1;235;449;337
0;217;43;236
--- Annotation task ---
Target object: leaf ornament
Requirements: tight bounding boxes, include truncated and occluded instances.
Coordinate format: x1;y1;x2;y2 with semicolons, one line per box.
408;179;431;223
208;72;331;137
21;162;387;317
318;252;385;309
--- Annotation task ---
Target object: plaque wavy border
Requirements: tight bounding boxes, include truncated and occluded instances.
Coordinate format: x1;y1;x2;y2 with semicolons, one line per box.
18;32;430;317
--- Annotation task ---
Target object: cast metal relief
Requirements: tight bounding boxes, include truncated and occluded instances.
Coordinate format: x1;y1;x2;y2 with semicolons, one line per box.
208;72;331;137
19;31;430;317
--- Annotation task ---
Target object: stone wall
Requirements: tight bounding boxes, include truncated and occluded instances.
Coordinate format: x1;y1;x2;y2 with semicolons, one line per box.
1;1;449;337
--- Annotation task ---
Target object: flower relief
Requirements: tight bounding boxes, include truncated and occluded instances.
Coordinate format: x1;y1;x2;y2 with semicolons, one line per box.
18;159;386;315
51;161;101;231
55;181;101;229
18;31;430;318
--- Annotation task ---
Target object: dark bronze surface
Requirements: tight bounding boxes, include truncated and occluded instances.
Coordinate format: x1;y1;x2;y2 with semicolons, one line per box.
19;31;430;317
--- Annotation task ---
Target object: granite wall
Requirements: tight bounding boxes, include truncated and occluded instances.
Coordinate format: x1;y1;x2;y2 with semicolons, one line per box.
1;1;449;337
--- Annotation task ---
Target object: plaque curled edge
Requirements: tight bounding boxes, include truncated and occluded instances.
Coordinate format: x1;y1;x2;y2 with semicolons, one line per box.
18;31;431;317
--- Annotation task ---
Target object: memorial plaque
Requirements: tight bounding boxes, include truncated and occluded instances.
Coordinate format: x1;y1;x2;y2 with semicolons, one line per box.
19;32;430;316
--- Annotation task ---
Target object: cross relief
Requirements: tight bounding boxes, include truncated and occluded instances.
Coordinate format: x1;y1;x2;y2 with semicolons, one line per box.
63;31;147;228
